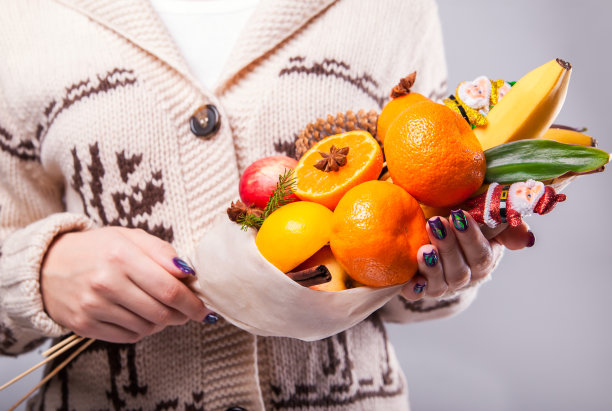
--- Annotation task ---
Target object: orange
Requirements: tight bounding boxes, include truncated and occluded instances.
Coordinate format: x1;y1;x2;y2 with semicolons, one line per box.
255;201;333;273
384;101;486;208
293;130;383;210
330;180;429;287
377;92;430;143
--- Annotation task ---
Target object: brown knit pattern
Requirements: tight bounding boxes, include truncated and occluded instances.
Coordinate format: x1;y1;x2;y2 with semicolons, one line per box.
295;109;379;159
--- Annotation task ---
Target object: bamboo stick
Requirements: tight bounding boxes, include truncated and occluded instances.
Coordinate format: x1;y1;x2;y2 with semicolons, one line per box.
7;338;95;411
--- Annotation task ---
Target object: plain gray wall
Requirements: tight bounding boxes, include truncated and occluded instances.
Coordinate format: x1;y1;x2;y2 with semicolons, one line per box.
387;1;612;411
1;0;611;410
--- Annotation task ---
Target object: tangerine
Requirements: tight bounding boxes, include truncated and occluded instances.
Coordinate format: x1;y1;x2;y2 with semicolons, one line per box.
293;130;383;210
330;180;429;287
255;201;333;273
384;101;486;208
377;92;430;143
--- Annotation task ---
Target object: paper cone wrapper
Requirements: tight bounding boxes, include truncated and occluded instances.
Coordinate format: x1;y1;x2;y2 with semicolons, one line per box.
192;215;402;341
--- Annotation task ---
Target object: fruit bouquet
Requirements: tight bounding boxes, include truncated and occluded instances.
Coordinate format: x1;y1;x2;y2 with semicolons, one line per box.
191;59;610;340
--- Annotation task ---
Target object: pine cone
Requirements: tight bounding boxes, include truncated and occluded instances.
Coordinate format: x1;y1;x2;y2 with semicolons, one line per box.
295;109;380;159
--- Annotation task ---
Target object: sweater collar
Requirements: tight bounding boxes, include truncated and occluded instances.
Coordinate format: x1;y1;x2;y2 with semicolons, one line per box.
53;0;338;94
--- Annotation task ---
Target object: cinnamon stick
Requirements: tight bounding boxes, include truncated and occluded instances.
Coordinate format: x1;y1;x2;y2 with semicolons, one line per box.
286;265;332;287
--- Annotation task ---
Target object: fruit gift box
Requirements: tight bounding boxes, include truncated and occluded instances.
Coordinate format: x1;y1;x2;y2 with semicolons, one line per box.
191;58;610;341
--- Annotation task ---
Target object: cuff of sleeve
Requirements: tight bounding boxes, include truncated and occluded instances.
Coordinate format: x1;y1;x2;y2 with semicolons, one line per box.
0;212;95;337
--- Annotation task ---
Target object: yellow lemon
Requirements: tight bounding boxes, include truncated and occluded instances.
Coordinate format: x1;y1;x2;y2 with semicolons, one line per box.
255;201;333;273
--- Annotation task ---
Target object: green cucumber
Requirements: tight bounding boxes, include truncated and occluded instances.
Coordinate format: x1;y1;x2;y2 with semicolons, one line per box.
484;139;610;184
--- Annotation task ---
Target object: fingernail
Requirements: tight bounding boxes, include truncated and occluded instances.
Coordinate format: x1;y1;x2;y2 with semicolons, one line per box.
423;250;438;267
173;257;196;276
526;231;536;248
428;217;447;240
413;283;427;294
203;313;218;324
451;209;468;232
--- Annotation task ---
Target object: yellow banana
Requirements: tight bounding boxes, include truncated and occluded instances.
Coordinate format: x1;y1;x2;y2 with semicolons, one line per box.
474;58;572;151
539;126;596;147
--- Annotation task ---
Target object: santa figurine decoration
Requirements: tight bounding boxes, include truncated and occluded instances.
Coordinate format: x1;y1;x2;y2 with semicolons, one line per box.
463;179;567;228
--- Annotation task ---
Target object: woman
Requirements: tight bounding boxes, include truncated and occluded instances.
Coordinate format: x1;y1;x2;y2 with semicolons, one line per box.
0;0;532;409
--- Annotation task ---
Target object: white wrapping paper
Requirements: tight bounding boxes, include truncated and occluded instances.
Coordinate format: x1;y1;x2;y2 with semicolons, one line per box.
192;215;403;341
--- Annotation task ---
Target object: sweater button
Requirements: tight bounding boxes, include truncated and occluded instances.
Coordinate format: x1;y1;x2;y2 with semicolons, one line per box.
190;104;221;138
225;408;247;411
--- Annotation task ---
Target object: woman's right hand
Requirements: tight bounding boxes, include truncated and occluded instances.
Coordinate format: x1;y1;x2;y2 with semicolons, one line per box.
40;227;211;343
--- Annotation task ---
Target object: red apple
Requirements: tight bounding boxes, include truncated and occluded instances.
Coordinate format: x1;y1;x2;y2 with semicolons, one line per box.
239;155;299;209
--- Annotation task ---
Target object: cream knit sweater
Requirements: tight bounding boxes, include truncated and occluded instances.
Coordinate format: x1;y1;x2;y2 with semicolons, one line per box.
0;0;481;409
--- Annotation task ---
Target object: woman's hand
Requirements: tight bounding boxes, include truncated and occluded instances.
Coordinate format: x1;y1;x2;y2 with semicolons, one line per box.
40;227;211;343
400;209;535;300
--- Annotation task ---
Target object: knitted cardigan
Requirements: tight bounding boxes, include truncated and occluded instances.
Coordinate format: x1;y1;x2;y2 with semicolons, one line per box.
0;0;483;409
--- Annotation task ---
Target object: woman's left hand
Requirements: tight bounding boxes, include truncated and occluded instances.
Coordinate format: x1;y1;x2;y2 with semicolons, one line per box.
400;209;535;300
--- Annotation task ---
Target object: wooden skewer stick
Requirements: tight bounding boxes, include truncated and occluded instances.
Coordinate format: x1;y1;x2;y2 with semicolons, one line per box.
41;334;79;357
0;336;86;391
8;338;95;411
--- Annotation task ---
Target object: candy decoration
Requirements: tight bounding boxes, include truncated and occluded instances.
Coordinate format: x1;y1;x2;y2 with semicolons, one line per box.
463;179;566;228
443;76;511;127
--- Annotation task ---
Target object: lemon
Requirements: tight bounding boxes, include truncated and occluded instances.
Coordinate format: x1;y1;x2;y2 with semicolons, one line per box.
255;201;333;273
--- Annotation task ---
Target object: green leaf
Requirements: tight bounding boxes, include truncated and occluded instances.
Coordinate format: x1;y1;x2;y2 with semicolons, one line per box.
484;139;610;184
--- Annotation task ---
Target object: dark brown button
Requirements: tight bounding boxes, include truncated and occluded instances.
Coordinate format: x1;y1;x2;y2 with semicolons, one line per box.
190;104;220;138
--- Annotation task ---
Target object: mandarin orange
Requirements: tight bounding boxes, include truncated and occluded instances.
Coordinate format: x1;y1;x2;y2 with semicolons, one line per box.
384;101;486;208
330;180;429;287
293;130;383;210
377;92;430;143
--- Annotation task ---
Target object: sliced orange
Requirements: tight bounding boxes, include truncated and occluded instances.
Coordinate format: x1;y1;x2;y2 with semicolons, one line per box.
293;130;384;210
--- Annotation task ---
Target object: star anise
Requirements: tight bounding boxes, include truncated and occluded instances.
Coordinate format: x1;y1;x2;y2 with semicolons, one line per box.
227;201;264;222
390;71;417;98
314;145;349;172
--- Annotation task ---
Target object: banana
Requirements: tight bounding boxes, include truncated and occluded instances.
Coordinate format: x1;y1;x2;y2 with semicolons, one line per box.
539;126;596;147
474;58;572;151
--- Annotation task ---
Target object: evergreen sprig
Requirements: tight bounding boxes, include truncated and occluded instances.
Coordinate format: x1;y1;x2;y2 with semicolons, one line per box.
238;169;296;231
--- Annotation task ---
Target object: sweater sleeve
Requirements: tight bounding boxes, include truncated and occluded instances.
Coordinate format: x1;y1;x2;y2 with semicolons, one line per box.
0;106;95;356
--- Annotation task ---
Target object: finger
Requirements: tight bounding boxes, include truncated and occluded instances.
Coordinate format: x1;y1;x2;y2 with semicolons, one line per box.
90;269;190;326
116;247;208;322
427;216;468;294
401;245;442;300
70;316;141;344
494;222;535;250
449;210;494;282
480;222;509;240
118;228;196;279
84;297;166;337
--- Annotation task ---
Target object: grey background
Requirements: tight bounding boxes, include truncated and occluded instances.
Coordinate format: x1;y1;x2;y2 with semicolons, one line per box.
1;0;611;410
387;1;612;411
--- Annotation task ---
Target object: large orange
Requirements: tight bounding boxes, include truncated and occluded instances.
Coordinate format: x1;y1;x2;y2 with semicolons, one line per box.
384;101;486;208
293;130;383;210
377;92;430;143
330;180;429;287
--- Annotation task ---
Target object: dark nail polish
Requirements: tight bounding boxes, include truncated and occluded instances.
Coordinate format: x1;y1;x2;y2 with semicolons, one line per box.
173;257;195;275
428;217;447;240
526;231;536;248
451;209;468;232
423;250;438;267
203;313;218;324
413;283;427;294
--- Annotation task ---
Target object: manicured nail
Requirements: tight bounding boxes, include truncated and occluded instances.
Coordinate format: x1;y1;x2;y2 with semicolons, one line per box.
526;231;536;248
423;250;438;267
173;257;195;276
203;313;218;324
451;209;468;232
428;217;447;240
413;283;427;294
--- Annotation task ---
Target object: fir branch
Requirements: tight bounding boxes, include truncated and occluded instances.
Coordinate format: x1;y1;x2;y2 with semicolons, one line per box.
238;212;264;231
263;169;296;219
